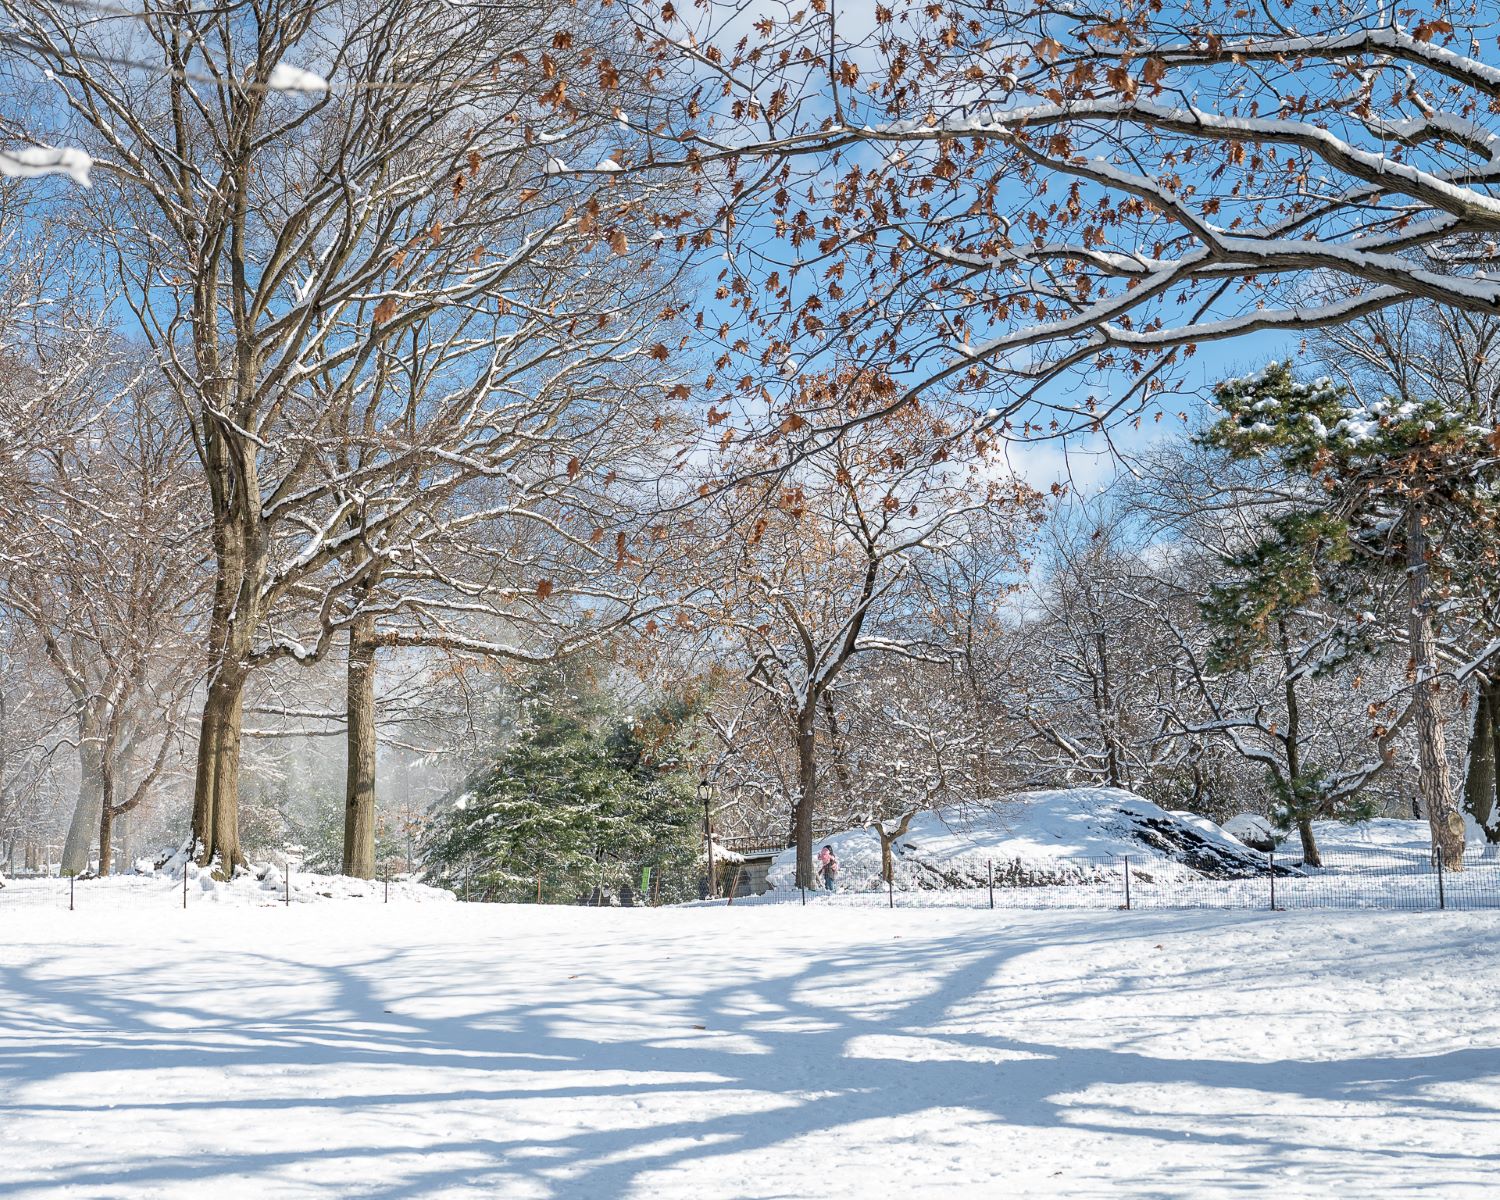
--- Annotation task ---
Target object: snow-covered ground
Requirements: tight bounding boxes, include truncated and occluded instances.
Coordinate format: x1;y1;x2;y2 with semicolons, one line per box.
3;893;1498;1197
0;861;454;908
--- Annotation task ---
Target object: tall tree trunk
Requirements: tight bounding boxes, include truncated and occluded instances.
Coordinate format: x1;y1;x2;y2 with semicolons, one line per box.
188;468;260;877
1280;624;1321;867
190;673;247;876
1486;677;1500;845
342;615;378;878
60;711;103;876
1093;628;1123;788
1463;679;1497;839
794;706;816;888
1406;504;1466;870
115;809;133;873
97;752;116;878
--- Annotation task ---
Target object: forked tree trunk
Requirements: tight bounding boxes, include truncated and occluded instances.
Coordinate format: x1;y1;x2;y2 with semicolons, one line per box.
188;445;261;878
1406;505;1466;870
342;615;378;878
794;707;816;888
874;810;918;883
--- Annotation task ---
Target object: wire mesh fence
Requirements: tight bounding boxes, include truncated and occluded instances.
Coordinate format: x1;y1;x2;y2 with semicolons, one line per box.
0;863;401;912
5;844;1500;912
710;844;1500;911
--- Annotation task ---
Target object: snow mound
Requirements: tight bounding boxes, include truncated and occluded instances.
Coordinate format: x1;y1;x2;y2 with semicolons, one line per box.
769;788;1271;892
1224;812;1278;851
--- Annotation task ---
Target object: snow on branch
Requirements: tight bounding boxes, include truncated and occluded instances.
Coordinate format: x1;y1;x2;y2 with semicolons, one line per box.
0;145;91;186
626;3;1500;440
266;62;328;93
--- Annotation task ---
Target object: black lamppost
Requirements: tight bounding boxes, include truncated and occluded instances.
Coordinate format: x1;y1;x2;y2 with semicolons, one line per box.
698;778;714;898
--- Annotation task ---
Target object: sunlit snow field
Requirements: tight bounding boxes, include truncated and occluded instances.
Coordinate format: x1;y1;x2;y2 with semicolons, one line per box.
2;897;1497;1198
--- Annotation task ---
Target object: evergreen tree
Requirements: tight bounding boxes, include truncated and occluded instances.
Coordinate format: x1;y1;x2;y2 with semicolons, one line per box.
423;666;702;902
1203;361;1497;868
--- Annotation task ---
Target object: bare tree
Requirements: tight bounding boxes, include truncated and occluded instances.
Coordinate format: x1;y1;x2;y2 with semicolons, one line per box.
1;358;201;875
684;370;1041;885
613;2;1500;443
5;0;686;872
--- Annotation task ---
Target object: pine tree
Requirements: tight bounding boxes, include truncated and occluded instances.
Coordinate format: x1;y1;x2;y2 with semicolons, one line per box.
424;666;702;902
1203;361;1497;868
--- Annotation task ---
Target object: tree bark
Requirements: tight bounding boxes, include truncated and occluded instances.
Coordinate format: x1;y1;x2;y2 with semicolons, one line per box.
1463;679;1497;839
342;614;378;878
60;710;103;876
1279;627;1321;867
875;810;917;883
1406;504;1466;869
1486;678;1500;845
188;441;260;878
190;674;247;876
1093;628;1124;789
821;692;855;808
794;706;816;888
97;751;116;878
1295;817;1321;867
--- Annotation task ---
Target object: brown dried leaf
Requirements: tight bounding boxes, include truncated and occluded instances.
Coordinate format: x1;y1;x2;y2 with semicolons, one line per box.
1035;37;1063;62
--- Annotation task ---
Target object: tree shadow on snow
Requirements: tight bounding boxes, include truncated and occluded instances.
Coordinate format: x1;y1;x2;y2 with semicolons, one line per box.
0;910;1496;1198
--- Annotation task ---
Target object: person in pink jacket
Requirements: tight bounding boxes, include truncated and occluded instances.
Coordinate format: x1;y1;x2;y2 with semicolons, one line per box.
818;845;839;892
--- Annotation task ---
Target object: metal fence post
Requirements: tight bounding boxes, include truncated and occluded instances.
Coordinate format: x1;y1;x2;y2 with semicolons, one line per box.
69;872;74;912
1269;846;1276;911
800;884;806;906
887;875;894;909
1436;849;1446;911
285;864;291;907
988;860;995;910
1122;855;1131;910
183;862;188;909
384;864;390;904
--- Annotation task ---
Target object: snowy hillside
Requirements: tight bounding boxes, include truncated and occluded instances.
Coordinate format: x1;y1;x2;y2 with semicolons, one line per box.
768;787;1269;891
